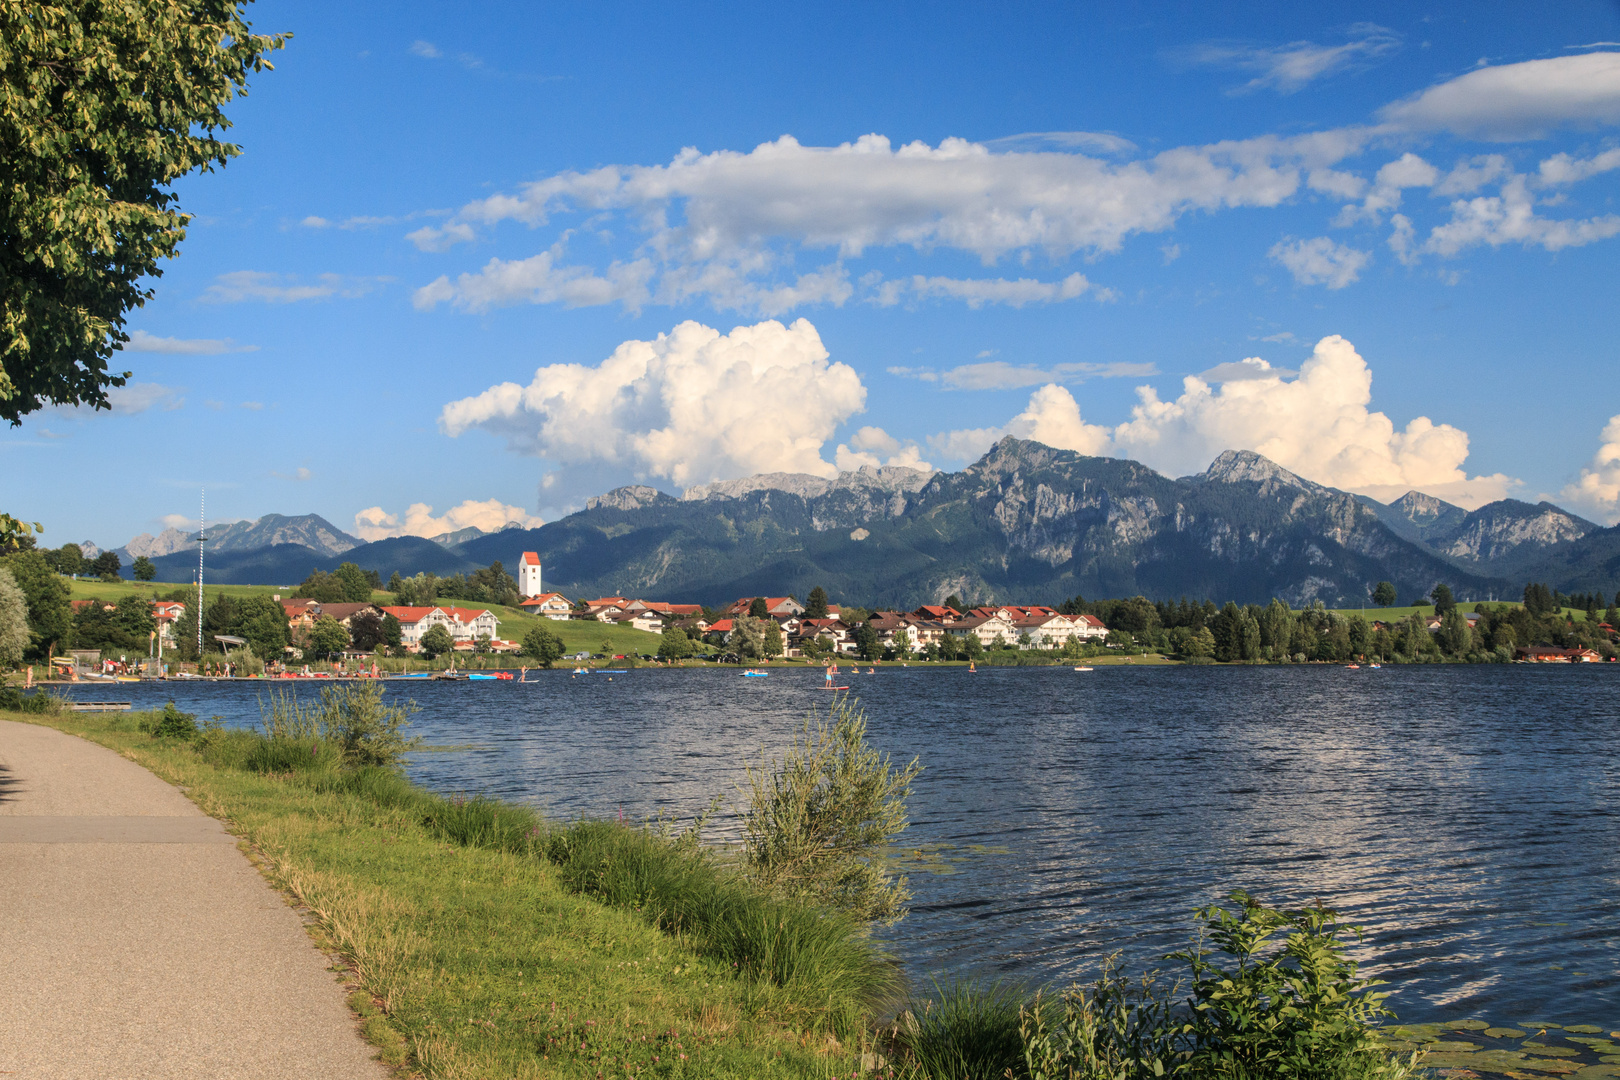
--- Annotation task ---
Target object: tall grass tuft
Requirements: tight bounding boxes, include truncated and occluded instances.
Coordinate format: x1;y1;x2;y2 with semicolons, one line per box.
895;980;1026;1080
544;818;901;1035
422;794;544;855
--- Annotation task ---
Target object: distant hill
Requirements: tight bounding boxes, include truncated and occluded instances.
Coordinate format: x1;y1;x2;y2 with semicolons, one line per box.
1356;491;1599;583
459;441;1505;607
125;447;1620;601
186;514;359;557
141;535;480;586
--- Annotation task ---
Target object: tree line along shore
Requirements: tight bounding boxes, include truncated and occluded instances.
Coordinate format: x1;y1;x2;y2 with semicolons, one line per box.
3;534;1617;677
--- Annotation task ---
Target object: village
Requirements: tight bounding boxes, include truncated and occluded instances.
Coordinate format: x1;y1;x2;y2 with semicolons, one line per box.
57;548;1616;672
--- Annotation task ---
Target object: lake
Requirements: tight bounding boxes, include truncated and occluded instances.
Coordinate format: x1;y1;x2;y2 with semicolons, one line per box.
58;664;1620;1027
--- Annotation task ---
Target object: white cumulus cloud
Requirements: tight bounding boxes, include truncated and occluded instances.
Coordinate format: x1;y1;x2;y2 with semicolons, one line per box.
440;318;867;489
931;336;1514;510
1424;174;1620;256
353;499;543;542
833;426;933;472
1269;236;1371;288
1559;414;1620;525
1380;51;1620;140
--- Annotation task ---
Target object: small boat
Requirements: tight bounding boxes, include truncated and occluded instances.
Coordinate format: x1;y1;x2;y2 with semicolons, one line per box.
740;669;769;678
1368;663;1382;669
597;668;628;674
1345;663;1360;669
397;672;432;679
821;684;850;690
1074;666;1093;671
467;673;499;680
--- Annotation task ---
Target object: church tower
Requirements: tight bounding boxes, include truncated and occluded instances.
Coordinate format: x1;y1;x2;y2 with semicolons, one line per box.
518;551;543;597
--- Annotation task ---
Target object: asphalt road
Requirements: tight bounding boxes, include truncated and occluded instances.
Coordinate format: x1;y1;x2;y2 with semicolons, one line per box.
0;718;388;1079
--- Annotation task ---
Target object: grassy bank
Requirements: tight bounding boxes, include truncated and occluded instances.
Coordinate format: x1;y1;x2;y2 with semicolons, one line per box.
8;704;895;1079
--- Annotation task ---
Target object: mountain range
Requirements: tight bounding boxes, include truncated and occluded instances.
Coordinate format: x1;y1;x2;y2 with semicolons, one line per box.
109;441;1620;605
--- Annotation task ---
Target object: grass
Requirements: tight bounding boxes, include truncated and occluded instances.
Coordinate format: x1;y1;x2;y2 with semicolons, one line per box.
10;706;898;1078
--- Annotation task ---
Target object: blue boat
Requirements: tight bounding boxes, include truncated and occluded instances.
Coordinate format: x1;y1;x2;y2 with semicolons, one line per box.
740;670;769;677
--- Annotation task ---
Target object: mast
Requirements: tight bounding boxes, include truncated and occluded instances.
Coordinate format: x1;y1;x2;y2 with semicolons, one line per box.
196;488;205;657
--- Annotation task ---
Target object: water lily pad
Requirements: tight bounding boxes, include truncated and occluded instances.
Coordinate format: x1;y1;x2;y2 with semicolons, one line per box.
1525;1023;1565;1030
1434;1041;1485;1052
1489;1029;1529;1039
1568;1027;1606;1035
1600;1057;1620;1065
1572;1065;1620;1079
1522;1044;1582;1057
1453;1021;1493;1030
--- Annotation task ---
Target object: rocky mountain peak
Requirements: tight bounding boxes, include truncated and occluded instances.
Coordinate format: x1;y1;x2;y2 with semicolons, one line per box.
681;464;937;502
587;485;674;512
1391;490;1464;524
1198;450;1311;490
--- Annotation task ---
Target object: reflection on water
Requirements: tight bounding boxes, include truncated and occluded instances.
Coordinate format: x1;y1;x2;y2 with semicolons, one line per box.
61;664;1620;1024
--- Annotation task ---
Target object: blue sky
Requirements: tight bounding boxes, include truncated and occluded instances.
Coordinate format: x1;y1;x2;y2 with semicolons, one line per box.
9;0;1620;548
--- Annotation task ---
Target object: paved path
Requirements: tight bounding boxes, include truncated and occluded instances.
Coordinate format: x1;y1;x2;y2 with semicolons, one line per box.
0;719;388;1079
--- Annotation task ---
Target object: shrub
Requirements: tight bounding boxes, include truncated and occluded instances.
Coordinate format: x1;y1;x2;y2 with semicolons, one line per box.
741;692;921;925
256;682;421;769
1016;956;1182;1080
1170;891;1418;1080
1003;893;1422;1080
138;701;198;739
0;685;60;713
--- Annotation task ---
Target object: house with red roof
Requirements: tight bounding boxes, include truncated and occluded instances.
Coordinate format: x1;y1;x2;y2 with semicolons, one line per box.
1071;613;1109;641
727;596;805;617
519;592;573;620
381;605;498;650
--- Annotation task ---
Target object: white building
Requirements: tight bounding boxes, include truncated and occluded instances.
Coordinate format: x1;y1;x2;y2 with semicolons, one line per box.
518;551;544;597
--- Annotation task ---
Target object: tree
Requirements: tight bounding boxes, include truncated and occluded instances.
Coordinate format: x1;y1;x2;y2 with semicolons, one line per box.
294;568;347;603
0;4;287;423
419;623;454;660
131;555;156;581
45;542;85;575
748;597;769;618
381;612;403;649
853;621;882;661
804;585;830;619
731;615;765;659
308;614;349;658
91;550;120;580
0;514;43;553
1430;583;1456;616
348;610;386;652
240;610;288;661
0;566;29;666
1371;581;1397;607
1523;583;1555;618
762;619;784;658
1436;609;1471;656
518;625;563;666
657;623;693;661
943;594;964;613
1;550;70;656
332;562;373;602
